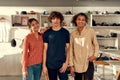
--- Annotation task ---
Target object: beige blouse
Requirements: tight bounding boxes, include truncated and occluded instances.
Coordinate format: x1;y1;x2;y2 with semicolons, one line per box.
69;27;99;73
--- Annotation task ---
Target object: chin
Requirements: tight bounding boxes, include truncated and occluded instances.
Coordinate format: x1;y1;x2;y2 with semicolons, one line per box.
78;26;84;28
34;30;39;32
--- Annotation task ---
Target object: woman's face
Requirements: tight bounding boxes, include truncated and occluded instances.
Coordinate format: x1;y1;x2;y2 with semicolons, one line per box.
30;20;40;32
76;15;87;28
51;17;61;27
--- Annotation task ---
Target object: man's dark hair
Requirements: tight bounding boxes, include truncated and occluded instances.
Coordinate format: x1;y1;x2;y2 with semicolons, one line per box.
48;11;64;23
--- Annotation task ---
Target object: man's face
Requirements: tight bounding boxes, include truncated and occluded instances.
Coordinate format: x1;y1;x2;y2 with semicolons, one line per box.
51;17;61;27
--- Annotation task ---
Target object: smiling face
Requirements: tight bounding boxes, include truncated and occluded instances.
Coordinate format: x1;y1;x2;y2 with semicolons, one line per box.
48;11;64;27
71;13;88;28
76;15;87;28
30;20;40;32
51;17;61;27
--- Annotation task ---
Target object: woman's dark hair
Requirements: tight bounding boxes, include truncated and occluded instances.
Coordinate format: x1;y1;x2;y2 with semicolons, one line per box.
28;18;39;29
71;13;88;26
48;11;64;23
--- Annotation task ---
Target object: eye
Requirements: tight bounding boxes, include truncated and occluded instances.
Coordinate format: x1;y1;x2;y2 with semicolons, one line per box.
31;24;35;27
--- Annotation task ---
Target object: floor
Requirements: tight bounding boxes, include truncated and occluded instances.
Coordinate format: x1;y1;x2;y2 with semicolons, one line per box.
0;75;46;80
0;75;115;80
0;65;117;80
0;43;119;80
94;65;117;80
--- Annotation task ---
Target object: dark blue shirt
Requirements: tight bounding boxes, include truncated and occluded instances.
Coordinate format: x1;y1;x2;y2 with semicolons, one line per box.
43;28;70;69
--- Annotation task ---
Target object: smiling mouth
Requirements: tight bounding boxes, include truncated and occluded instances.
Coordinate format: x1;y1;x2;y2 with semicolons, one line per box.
78;23;84;25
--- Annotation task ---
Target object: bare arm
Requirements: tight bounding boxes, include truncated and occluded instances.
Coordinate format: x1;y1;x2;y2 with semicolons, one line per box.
22;37;29;77
65;43;70;65
43;43;48;75
59;43;70;73
39;27;51;34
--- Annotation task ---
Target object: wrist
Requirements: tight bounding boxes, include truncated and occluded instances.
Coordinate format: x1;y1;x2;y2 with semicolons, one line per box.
43;64;46;68
23;71;27;75
70;66;74;68
65;61;68;64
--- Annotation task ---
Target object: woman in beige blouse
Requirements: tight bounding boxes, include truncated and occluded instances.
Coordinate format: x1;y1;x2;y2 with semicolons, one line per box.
69;13;99;80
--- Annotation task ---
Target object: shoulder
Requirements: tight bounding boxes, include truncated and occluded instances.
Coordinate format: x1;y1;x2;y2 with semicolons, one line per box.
23;33;33;42
85;27;96;36
85;27;94;31
43;28;52;37
84;27;95;33
38;32;43;37
61;28;69;34
44;28;52;34
25;33;32;38
70;30;77;35
61;28;68;31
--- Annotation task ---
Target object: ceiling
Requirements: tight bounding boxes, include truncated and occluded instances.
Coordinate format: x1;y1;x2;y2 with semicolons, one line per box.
0;0;120;7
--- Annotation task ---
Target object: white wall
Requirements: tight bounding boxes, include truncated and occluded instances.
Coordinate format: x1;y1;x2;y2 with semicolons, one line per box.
0;7;120;15
73;7;120;13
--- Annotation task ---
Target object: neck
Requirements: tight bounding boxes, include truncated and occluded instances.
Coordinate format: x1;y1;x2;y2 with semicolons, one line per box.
77;26;84;35
32;31;39;40
52;25;61;31
78;26;84;32
32;31;38;34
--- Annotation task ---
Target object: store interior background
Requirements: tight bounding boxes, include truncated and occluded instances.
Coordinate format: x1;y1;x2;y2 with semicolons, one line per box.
1;7;120;41
0;0;120;80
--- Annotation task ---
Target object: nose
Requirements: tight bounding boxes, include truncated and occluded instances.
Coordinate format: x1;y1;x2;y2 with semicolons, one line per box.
54;18;58;21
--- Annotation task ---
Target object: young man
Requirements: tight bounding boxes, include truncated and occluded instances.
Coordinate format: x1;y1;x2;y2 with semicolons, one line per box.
43;11;70;80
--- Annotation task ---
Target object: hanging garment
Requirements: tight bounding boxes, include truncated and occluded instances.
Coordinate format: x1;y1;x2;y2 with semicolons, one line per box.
0;20;10;42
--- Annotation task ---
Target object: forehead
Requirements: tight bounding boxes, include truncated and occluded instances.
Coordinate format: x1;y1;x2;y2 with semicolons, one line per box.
51;17;60;20
51;16;60;19
77;15;86;19
31;20;38;24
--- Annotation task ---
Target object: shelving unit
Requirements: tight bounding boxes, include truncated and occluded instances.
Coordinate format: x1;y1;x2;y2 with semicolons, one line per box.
97;37;118;51
11;13;40;28
39;14;50;27
90;14;120;28
90;14;120;51
11;13;120;52
40;14;74;27
39;14;77;32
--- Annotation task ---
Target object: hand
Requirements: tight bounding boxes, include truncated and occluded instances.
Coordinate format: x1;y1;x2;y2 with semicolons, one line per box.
23;71;28;78
40;27;51;34
40;29;46;34
59;63;68;73
88;56;96;62
70;66;75;77
43;65;48;76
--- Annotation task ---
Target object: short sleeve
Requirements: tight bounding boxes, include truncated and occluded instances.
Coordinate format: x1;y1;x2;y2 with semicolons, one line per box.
65;30;70;43
43;31;48;43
